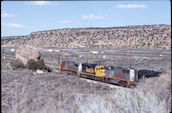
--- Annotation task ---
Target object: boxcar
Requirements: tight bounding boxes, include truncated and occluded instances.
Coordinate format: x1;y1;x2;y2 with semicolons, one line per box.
138;70;162;80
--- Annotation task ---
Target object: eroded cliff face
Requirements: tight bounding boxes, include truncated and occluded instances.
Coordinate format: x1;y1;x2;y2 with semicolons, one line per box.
1;24;171;50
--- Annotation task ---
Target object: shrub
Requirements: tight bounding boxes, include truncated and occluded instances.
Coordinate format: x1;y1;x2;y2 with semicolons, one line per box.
26;59;52;72
37;59;45;69
27;59;38;71
10;59;25;70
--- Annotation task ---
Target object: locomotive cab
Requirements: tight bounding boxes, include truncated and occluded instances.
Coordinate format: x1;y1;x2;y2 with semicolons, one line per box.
95;65;106;77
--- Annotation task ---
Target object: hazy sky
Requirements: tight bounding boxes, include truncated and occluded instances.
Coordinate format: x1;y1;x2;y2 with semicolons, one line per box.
1;1;171;36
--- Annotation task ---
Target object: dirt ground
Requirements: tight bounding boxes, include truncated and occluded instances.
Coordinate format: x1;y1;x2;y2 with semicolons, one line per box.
1;47;171;113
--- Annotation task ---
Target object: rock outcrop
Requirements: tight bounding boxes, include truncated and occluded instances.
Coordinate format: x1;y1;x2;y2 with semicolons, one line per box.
1;24;171;50
15;45;41;65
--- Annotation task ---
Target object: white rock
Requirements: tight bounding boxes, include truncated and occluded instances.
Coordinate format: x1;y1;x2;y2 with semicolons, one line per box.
36;69;44;74
10;49;15;52
47;49;53;52
90;51;98;54
54;70;59;73
159;54;164;56
79;55;84;58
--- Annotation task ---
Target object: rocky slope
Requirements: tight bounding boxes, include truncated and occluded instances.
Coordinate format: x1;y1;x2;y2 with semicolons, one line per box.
1;24;171;50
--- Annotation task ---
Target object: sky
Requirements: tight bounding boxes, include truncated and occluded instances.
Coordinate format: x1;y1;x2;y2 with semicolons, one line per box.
1;1;171;36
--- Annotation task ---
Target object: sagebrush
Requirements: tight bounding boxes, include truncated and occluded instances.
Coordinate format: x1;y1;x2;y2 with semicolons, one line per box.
27;59;52;72
10;59;25;70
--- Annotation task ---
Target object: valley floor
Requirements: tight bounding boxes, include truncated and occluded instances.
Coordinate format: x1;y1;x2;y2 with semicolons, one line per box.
1;47;171;113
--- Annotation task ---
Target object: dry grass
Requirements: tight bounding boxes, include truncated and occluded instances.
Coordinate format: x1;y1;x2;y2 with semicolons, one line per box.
73;70;171;113
2;69;171;113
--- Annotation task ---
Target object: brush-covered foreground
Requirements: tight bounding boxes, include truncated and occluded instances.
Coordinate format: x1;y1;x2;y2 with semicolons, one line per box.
1;66;171;113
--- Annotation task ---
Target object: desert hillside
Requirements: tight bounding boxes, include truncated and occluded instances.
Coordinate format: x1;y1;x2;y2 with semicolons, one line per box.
1;24;171;50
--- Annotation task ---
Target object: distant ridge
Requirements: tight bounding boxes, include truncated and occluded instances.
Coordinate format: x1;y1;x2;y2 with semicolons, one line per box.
1;24;171;50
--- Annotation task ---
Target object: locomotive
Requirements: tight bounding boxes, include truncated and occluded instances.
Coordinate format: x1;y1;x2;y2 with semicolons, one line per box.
60;60;139;87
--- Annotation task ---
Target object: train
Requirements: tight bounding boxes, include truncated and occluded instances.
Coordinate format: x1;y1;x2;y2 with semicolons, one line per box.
60;60;162;87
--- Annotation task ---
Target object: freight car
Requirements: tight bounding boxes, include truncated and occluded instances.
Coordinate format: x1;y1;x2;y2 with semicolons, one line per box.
60;60;139;87
138;70;162;80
